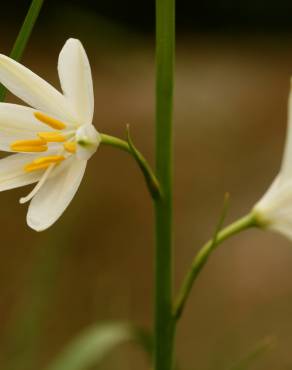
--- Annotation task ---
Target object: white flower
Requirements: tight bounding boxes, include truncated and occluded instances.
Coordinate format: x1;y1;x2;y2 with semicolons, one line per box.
0;38;100;231
253;81;292;240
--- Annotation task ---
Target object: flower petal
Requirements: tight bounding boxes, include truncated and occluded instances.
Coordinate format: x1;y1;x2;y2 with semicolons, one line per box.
58;38;94;125
0;54;77;123
270;221;292;240
27;157;87;231
0;104;56;151
280;80;292;181
254;176;292;241
0;153;42;191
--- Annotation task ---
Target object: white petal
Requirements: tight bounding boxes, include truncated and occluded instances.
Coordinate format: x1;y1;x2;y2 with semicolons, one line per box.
27;157;87;231
0;103;56;151
280;79;292;181
254;79;292;241
0;153;42;191
266;205;292;240
270;222;292;240
0;54;77;123
254;176;292;241
253;175;281;212
58;38;94;125
20;164;55;204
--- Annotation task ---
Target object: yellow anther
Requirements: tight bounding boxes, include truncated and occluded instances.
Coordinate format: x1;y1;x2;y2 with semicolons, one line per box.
34;112;66;130
11;145;48;152
24;155;65;172
10;138;47;152
33;155;65;165
24;162;51;172
11;138;46;147
64;142;77;154
38;132;66;142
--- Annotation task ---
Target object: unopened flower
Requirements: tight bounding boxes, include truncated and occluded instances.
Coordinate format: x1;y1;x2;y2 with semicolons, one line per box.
0;38;100;231
253;81;292;239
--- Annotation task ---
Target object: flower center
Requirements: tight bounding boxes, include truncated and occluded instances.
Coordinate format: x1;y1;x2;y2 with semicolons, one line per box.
10;111;77;172
9;111;100;172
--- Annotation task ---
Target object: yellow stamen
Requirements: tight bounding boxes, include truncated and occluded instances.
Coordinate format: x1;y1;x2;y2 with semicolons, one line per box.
24;162;51;172
33;155;65;165
11;139;48;153
34;112;66;130
11;138;46;147
11;145;48;152
64;142;77;154
24;155;65;172
38;132;66;142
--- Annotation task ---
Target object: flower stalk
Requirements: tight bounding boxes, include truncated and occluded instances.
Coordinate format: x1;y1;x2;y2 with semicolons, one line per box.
100;133;161;200
173;213;257;321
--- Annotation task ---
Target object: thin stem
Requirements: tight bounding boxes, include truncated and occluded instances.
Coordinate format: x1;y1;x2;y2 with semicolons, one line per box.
100;133;161;200
100;133;131;153
173;213;257;321
154;0;175;368
0;0;45;101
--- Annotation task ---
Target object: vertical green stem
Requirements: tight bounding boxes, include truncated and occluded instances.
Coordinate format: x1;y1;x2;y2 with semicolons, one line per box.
0;0;45;101
154;0;175;368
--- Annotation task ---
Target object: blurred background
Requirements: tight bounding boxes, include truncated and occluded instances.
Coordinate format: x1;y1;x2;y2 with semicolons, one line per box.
1;0;292;369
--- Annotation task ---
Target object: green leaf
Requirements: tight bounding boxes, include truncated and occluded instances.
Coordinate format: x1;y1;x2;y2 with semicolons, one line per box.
46;322;151;370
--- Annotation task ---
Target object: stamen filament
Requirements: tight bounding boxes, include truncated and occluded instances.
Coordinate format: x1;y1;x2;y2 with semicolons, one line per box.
20;165;55;204
34;112;66;130
38;132;66;142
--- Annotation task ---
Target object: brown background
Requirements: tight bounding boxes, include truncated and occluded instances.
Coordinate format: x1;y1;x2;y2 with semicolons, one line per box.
0;3;292;370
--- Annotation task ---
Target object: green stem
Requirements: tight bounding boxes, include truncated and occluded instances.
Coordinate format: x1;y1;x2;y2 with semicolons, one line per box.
0;0;45;102
173;213;257;321
100;133;130;153
100;133;161;200
154;0;175;368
